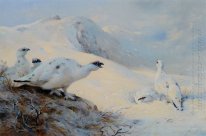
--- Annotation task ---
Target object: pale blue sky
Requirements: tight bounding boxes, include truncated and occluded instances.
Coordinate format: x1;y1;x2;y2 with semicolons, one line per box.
0;0;107;26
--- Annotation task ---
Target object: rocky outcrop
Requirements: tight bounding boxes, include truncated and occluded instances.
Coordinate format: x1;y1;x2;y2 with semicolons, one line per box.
0;81;118;136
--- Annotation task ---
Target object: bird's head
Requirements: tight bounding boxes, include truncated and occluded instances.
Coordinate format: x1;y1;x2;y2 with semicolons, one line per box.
32;58;42;67
90;61;104;71
156;59;164;69
17;47;30;57
32;58;42;64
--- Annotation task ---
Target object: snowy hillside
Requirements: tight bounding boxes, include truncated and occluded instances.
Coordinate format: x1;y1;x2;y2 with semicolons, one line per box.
0;16;152;70
0;16;206;136
0;15;201;75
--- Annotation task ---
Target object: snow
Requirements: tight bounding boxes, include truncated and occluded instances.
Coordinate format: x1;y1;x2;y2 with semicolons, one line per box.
0;16;206;135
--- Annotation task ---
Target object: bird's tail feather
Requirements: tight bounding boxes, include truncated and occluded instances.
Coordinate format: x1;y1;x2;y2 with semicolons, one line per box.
13;80;31;83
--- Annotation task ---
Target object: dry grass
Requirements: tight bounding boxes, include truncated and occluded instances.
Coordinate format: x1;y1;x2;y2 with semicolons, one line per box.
0;78;127;136
0;72;17;91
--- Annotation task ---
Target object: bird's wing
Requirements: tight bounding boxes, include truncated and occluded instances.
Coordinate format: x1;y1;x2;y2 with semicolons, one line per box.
31;60;67;85
14;61;51;85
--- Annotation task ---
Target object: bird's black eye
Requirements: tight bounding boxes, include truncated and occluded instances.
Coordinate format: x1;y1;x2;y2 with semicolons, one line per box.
22;49;26;51
156;61;158;64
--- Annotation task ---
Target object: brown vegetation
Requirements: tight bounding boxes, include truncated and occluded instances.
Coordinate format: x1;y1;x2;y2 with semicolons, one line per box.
0;74;124;136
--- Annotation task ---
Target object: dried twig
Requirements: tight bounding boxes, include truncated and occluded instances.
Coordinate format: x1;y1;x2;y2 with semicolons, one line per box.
30;99;41;125
100;125;130;136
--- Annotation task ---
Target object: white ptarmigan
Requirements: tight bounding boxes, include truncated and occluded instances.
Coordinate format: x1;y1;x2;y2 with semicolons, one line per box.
134;87;159;104
14;57;104;100
5;47;30;79
154;59;183;111
31;58;42;72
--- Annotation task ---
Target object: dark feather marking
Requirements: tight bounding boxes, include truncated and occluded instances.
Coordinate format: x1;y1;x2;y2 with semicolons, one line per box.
172;102;179;110
56;65;60;69
14;80;31;83
138;97;146;101
166;82;169;88
176;82;180;88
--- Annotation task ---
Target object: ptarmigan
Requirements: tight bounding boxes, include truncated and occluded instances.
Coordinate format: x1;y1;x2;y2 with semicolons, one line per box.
5;47;30;79
134;87;159;104
154;59;183;110
14;57;104;100
31;58;42;72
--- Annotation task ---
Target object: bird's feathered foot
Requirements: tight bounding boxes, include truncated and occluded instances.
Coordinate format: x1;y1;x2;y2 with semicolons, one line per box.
64;93;78;101
49;89;78;101
50;89;63;97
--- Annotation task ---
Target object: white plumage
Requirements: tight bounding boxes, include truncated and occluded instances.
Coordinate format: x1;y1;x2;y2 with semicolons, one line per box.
5;47;30;79
134;87;159;104
154;59;183;110
14;57;104;100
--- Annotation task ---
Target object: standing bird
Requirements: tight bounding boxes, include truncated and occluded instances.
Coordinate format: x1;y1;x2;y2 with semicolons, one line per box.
14;57;104;100
5;47;30;79
154;59;183;111
31;58;42;72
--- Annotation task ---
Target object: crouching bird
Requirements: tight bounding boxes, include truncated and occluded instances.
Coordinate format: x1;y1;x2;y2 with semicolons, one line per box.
14;57;104;100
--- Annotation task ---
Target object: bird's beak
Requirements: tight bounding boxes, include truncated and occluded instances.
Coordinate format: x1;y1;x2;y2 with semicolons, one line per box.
92;61;104;68
98;62;104;68
156;59;159;64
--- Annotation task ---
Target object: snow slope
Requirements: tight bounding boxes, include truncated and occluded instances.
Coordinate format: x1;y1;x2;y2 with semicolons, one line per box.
0;16;150;69
0;17;206;136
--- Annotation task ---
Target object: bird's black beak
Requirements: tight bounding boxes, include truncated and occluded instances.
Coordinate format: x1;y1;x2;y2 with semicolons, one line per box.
156;60;159;64
21;48;30;51
92;61;104;68
22;48;30;51
98;62;104;68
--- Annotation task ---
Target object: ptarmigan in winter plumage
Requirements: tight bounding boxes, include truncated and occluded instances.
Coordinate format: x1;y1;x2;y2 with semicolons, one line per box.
31;58;42;72
154;59;183;111
134;87;159;104
5;47;30;79
14;57;104;100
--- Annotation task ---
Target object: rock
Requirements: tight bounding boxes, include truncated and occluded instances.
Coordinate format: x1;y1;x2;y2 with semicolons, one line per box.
0;85;117;136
